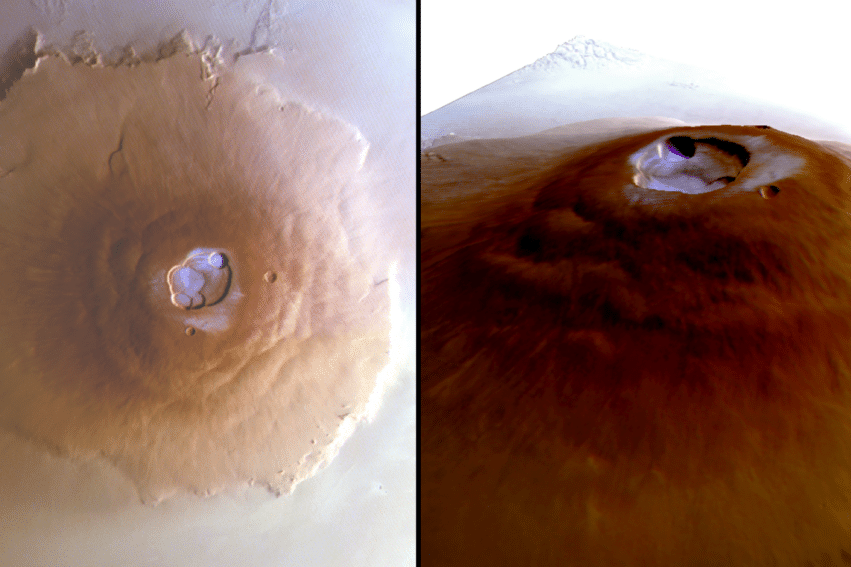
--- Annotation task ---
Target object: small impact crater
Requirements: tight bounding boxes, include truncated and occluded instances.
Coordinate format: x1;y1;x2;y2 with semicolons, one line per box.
759;185;781;199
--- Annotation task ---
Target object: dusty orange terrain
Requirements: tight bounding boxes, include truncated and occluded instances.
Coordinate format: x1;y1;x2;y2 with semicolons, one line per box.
421;119;851;567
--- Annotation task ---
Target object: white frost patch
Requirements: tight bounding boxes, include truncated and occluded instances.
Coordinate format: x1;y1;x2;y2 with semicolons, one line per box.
629;132;805;197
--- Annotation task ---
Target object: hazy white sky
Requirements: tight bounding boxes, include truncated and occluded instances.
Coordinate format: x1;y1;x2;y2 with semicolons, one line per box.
422;0;848;117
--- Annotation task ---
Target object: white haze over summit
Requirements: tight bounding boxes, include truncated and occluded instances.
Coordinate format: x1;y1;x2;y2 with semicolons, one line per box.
422;0;850;129
422;36;851;150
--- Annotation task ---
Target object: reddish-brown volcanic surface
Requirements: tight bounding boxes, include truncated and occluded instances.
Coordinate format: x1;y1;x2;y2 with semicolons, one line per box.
422;120;851;566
